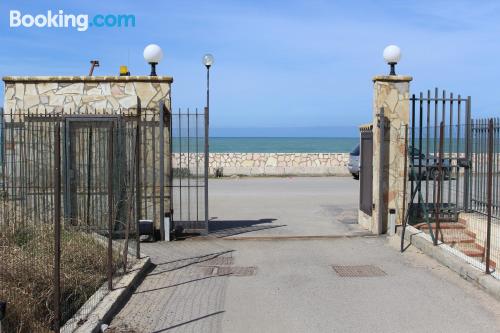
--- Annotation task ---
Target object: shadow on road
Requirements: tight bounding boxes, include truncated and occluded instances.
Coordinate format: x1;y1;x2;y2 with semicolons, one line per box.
207;218;285;238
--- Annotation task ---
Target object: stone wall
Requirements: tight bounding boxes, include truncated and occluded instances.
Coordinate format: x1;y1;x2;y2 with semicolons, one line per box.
370;75;412;234
3;76;172;113
2;75;173;234
173;153;351;176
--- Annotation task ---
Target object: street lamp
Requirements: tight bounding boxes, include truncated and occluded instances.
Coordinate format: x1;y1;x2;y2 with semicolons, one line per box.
383;45;401;76
202;53;213;231
202;53;214;108
143;44;163;76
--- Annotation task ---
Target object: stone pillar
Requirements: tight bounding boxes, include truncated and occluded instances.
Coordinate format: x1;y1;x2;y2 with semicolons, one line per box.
371;75;412;234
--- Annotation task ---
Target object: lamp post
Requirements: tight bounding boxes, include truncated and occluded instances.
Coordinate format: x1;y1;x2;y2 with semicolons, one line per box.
202;53;214;231
203;53;214;109
383;45;401;76
143;44;164;76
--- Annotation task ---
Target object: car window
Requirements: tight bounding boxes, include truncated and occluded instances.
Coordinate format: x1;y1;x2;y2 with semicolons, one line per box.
350;144;360;155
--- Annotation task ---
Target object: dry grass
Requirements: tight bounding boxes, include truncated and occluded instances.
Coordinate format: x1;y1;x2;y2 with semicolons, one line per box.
0;223;124;333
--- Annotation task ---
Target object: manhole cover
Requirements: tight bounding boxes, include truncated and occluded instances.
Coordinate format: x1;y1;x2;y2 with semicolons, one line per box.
332;265;386;277
200;257;234;266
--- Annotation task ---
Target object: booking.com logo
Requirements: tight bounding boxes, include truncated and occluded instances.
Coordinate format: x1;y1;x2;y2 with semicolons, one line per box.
9;10;136;32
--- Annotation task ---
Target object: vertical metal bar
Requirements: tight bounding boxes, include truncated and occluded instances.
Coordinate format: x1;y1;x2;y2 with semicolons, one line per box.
411;94;416;222
418;93;423;206
401;124;409;253
168;110;173;222
152;124;157;229
204;66;210;234
187;108;191;225
440;90;446;214
480;120;485;211
135;101;142;258
159;101;166;241
435;122;444;246
486;119;493;274
378;107;385;234
426;90;431;204
456;96;461;209
196;108;199;223
433;88;438;207
63;120;71;221
493;118;500;217
107;125;114;290
464;97;472;211
448;93;453;215
0;108;5;227
142;122;147;219
474;119;479;211
53;119;61;333
86;128;93;227
204;106;209;234
178;109;182;223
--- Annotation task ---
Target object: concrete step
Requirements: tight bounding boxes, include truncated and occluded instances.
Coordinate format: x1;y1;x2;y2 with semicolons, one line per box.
451;243;484;258
433;229;475;244
415;222;465;230
415;220;497;268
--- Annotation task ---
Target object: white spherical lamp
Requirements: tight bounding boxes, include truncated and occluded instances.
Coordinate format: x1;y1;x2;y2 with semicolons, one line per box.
202;53;214;68
383;45;401;75
143;44;163;76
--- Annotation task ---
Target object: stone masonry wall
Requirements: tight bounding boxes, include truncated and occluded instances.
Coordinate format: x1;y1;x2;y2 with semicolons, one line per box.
173;153;351;176
3;76;172;113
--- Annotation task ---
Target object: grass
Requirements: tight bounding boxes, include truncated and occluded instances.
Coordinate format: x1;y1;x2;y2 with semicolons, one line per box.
0;223;125;333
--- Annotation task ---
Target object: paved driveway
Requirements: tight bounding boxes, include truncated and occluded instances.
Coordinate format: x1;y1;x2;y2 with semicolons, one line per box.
109;177;500;333
208;177;367;238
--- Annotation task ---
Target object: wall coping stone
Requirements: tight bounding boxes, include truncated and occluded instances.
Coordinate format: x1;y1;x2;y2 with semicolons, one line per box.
3;75;173;83
372;75;413;83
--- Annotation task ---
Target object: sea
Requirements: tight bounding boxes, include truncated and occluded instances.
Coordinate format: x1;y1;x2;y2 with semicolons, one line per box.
172;137;359;153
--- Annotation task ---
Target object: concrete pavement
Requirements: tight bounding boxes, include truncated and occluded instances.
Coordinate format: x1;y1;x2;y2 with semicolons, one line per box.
108;177;500;333
208;177;367;238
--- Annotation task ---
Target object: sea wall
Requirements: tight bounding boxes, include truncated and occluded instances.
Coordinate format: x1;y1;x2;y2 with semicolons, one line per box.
173;153;351;176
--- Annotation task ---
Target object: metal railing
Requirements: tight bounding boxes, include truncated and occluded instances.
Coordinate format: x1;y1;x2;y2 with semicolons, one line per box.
0;105;175;332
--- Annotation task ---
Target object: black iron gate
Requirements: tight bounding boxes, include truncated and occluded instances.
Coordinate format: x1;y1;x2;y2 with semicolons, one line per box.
62;115;140;237
407;89;472;226
170;107;209;235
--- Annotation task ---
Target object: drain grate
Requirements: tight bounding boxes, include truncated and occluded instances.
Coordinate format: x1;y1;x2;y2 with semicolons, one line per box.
216;266;257;276
198;266;218;277
199;266;257;277
332;265;386;277
200;256;234;266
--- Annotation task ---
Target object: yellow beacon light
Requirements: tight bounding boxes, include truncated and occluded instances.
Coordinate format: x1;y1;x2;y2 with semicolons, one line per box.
120;65;130;76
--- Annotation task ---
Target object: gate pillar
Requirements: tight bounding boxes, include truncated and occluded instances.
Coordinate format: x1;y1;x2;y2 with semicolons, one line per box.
370;75;412;234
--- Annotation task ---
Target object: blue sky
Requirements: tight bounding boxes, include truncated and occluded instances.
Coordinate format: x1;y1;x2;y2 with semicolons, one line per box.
1;0;500;136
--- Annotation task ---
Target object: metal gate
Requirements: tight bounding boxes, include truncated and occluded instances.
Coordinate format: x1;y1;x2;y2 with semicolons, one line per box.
407;89;472;226
360;126;373;215
62;115;139;236
170;107;209;235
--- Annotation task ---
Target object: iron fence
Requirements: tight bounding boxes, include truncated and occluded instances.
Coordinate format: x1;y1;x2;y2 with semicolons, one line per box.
471;118;500;218
0;101;210;331
407;90;472;226
0;104;176;332
170;108;208;234
402;88;499;276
